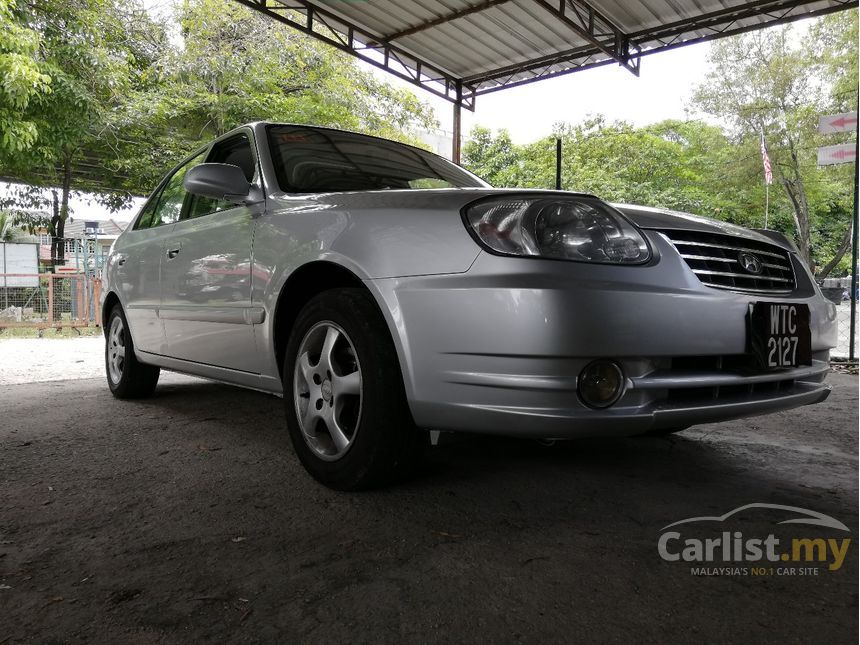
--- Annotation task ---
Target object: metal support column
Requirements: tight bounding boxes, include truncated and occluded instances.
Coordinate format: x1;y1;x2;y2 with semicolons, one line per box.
555;138;563;190
452;86;462;164
849;118;858;361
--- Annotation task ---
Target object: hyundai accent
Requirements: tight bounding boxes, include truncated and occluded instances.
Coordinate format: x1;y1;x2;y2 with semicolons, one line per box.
101;123;837;489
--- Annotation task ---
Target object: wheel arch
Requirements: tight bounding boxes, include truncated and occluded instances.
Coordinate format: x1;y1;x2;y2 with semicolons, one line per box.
102;291;121;337
271;261;407;387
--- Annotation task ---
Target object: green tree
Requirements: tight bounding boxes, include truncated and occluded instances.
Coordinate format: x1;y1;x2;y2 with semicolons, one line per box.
692;12;858;272
1;0;437;262
114;0;438;191
0;0;164;263
462;126;522;186
463;117;742;219
0;0;51;154
550;117;714;212
808;10;859;277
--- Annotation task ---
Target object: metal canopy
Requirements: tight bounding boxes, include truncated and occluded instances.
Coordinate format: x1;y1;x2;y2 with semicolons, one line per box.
233;0;857;110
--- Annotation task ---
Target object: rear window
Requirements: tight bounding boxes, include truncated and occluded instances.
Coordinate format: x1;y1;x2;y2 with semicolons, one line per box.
267;125;486;193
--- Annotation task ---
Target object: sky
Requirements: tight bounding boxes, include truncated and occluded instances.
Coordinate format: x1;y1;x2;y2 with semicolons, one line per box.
397;43;712;144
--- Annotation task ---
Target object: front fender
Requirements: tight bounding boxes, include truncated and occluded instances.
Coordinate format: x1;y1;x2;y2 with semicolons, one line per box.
251;199;479;389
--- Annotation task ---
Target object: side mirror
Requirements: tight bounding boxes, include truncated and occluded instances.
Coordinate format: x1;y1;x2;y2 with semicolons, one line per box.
184;163;260;205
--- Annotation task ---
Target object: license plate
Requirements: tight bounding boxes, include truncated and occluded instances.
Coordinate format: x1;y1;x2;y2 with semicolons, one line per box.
748;302;812;368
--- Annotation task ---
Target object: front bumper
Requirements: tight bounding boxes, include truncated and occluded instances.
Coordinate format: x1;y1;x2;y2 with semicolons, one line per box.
371;232;837;438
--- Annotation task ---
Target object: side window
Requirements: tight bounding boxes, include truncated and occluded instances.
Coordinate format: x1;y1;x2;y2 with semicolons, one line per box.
154;152;206;226
133;193;160;230
135;152;206;230
186;133;256;221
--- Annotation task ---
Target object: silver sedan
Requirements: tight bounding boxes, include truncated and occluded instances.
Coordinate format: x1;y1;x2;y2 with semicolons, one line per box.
101;122;837;489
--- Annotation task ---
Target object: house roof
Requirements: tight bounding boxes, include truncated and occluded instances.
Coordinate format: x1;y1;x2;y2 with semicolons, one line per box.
63;218;128;239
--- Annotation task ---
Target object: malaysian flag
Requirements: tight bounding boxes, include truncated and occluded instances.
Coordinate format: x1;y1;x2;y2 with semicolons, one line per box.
760;133;773;185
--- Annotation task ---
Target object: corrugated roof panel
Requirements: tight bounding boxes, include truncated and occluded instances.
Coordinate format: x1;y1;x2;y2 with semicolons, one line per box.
313;0;468;37
267;0;854;103
393;0;599;78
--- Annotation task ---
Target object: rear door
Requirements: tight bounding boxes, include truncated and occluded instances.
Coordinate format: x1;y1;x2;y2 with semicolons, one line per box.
159;131;261;373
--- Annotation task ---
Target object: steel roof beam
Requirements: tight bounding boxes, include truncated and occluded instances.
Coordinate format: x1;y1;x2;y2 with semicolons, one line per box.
630;0;855;50
468;0;852;93
474;54;618;95
529;0;640;76
383;0;516;41
465;40;595;84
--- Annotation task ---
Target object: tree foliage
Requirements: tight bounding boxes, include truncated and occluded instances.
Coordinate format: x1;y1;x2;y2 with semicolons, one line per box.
691;13;857;272
0;0;437;255
109;0;437;196
0;0;166;260
465;117;761;222
0;0;51;154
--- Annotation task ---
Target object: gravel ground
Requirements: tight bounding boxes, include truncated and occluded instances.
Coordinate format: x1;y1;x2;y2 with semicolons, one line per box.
0;338;109;385
0;358;857;643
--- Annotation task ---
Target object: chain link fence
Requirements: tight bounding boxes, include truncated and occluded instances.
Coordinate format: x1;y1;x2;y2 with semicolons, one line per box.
833;302;857;359
821;277;857;360
0;273;102;330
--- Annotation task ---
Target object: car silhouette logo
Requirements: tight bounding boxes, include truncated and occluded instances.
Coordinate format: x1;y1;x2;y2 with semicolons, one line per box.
738;251;763;274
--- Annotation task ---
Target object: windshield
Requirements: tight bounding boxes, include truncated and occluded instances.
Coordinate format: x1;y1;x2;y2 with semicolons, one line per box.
267;125;487;193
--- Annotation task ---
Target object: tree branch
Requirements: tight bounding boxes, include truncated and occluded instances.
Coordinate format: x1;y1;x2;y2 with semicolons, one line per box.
817;224;853;280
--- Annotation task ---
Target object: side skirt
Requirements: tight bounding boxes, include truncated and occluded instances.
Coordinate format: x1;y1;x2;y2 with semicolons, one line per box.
135;349;284;397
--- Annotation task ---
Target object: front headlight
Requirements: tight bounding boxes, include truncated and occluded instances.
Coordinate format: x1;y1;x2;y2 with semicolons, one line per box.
463;195;651;264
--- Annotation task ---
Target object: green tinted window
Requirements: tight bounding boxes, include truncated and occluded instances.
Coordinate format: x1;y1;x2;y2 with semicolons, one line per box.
134;195;159;230
186;134;256;220
152;152;206;226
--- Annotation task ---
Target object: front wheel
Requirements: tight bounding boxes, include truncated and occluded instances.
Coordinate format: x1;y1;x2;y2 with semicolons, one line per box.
105;304;160;399
283;288;424;490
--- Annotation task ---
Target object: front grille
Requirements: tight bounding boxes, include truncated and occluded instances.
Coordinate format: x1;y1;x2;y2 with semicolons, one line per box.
660;229;796;294
665;379;798;405
630;354;829;408
664;355;797;404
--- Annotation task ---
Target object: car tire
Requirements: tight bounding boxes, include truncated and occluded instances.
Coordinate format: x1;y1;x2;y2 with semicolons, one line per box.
105;304;160;399
283;288;425;490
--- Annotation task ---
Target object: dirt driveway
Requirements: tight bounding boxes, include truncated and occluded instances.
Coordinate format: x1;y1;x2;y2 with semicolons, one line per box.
1;371;857;644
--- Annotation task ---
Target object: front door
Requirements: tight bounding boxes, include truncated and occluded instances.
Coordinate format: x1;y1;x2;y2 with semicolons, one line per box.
117;153;202;354
159;131;261;373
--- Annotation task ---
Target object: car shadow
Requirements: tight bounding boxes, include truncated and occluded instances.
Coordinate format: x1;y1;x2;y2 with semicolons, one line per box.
8;373;850;645
135;377;854;528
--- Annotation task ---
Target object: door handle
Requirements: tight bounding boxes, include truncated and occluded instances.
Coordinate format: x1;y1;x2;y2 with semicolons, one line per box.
116;255;127;266
166;247;181;259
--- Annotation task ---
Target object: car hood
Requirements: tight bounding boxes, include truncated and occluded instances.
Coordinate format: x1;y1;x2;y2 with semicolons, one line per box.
268;187;595;213
268;189;791;251
612;203;790;250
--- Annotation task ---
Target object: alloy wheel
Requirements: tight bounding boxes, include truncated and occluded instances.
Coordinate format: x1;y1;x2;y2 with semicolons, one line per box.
293;321;363;461
108;315;126;384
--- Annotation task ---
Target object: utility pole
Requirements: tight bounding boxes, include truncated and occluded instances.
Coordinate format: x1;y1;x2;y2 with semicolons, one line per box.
849;117;858;361
555;138;562;190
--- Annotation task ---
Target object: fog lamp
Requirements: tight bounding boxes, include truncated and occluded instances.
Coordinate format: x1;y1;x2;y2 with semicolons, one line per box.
578;360;625;409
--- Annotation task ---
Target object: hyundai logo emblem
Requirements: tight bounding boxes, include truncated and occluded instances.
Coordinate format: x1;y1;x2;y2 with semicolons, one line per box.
738;251;763;275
